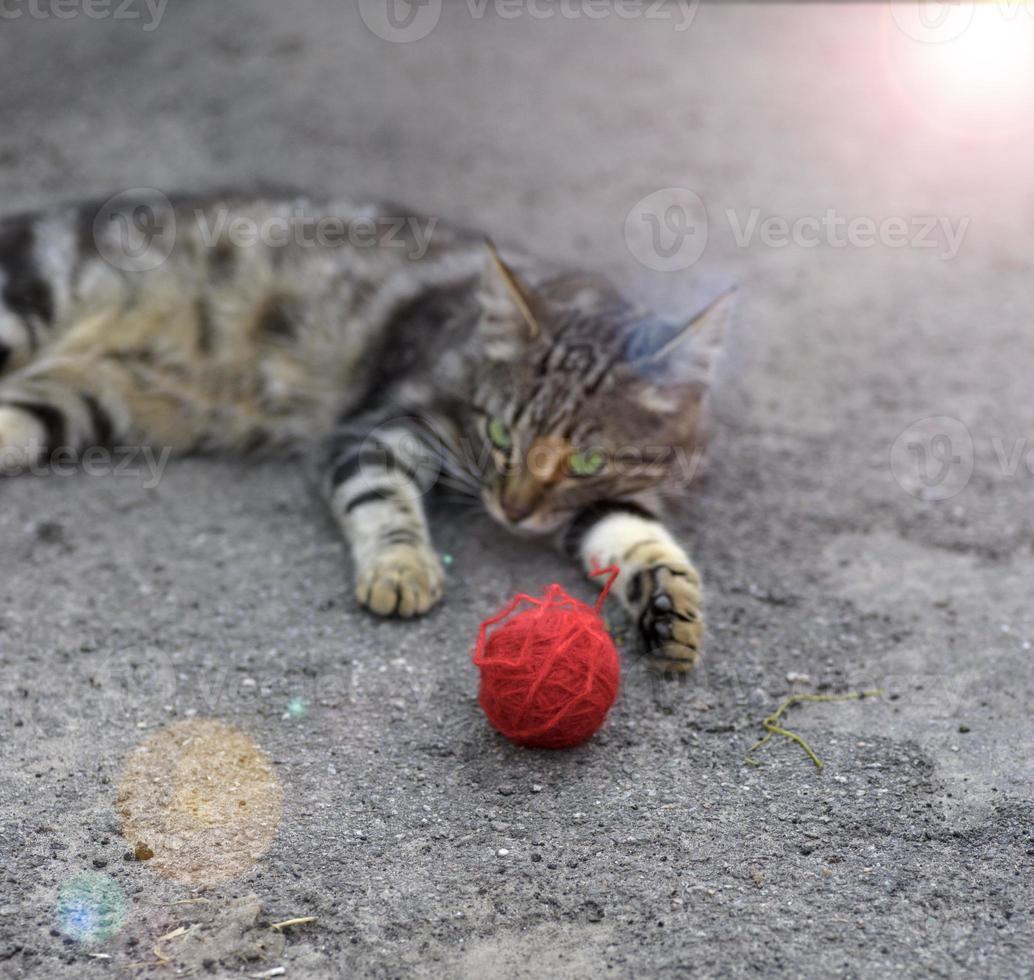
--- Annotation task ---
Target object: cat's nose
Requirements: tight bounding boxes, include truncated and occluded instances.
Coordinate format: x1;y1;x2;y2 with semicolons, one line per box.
502;499;535;524
500;475;542;525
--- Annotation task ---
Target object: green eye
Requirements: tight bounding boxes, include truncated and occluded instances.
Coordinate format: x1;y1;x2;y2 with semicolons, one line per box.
487;418;512;451
569;449;605;477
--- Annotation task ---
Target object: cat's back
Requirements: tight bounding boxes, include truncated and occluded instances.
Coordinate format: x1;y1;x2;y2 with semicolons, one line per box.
1;190;490;446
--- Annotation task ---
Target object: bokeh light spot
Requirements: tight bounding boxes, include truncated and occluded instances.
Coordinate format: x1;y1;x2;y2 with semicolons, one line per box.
285;696;308;719
117;719;283;886
55;872;127;944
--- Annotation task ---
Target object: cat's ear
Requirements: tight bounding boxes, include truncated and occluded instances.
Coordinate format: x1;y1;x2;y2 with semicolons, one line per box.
624;287;737;402
477;240;542;359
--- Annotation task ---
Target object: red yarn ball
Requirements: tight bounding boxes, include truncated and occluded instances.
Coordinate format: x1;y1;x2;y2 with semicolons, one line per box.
472;574;620;749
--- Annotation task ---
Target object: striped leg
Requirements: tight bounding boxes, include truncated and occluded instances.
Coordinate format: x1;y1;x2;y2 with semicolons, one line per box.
0;360;118;473
323;418;445;618
0;213;62;377
565;502;704;675
0;354;194;474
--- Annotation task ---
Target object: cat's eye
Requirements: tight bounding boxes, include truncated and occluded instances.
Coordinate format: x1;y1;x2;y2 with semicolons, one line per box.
569;449;605;477
487;417;512;451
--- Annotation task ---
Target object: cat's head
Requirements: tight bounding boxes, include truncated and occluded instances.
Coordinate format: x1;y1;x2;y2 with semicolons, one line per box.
467;246;734;536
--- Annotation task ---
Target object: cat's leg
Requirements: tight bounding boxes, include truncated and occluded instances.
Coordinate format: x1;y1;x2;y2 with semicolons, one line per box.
564;501;703;674
0;213;64;376
0;362;118;473
0;306;40;377
0;354;196;474
322;417;445;618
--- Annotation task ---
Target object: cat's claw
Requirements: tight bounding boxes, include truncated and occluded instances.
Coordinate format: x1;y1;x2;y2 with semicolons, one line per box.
356;545;444;618
635;563;703;676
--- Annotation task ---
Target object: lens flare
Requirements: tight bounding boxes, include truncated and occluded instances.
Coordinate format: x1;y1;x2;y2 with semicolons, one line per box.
55;872;127;944
117;719;283;886
886;2;1034;139
285;696;308;719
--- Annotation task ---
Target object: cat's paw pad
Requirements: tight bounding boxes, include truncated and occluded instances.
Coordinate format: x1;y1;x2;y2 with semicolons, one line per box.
356;545;444;618
633;563;703;676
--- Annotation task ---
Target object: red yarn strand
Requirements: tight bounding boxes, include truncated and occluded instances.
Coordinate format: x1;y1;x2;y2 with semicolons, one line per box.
588;562;620;611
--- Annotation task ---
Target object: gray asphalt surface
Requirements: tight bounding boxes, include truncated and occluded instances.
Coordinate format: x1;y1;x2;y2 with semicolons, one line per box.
2;2;1033;977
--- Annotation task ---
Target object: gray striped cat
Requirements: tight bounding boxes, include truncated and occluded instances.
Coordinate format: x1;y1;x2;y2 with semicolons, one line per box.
0;191;732;674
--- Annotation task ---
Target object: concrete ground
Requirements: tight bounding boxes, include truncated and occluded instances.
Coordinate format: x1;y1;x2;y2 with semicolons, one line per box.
2;2;1033;977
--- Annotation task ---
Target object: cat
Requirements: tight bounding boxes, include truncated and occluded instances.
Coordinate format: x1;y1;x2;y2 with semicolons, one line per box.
0;190;732;674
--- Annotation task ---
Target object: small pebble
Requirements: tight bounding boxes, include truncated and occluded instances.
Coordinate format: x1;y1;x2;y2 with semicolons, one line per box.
496;848;509;857
531;783;543;793
33;521;65;544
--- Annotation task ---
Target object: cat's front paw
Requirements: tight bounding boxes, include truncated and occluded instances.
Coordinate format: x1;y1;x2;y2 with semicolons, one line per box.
356;545;444;618
0;406;47;475
632;563;703;676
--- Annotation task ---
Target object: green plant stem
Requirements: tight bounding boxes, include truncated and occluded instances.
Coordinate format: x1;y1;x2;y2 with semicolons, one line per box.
745;690;883;770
